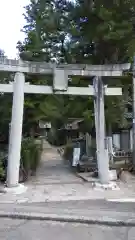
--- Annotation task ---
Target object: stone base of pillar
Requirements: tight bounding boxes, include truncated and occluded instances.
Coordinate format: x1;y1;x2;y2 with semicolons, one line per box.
92;181;120;190
3;184;27;195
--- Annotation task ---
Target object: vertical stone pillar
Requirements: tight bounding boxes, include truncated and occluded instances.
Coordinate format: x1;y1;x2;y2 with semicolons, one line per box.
93;77;109;184
6;72;25;187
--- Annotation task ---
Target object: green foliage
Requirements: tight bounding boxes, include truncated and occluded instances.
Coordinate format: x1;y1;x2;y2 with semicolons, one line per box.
0;0;133;147
0;159;5;181
70;0;135;64
0;50;14;142
63;143;74;161
0;138;42;182
21;137;42;176
16;0;135;134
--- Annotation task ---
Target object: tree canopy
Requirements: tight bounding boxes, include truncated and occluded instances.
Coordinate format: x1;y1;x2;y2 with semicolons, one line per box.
15;0;135;134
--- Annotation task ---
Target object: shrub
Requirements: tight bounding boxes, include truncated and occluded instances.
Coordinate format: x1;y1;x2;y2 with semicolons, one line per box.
0;159;5;181
0;138;42;183
21;137;42;178
0;150;7;182
63;143;74;162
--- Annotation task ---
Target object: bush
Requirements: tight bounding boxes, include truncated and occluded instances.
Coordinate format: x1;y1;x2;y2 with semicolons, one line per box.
0;138;42;183
0;159;5;181
21;137;42;178
0;149;7;182
63;143;74;162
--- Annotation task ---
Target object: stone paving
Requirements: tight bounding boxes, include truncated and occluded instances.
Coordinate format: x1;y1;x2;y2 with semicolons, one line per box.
0;147;135;204
0;182;135;204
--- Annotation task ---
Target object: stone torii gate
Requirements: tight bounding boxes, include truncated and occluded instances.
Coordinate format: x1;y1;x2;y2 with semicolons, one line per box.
0;58;130;189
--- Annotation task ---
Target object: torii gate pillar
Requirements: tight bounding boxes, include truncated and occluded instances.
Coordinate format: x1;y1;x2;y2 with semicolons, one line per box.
6;72;25;187
93;77;109;184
